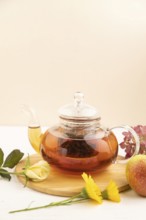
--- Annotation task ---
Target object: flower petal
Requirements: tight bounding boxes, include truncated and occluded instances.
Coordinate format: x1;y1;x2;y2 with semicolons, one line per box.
24;160;50;182
82;173;102;204
102;180;120;202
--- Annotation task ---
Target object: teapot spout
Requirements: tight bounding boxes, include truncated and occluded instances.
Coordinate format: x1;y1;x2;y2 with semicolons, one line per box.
22;105;42;153
28;126;42;153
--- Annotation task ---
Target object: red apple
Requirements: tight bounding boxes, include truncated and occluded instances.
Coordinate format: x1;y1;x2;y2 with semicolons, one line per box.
126;154;146;196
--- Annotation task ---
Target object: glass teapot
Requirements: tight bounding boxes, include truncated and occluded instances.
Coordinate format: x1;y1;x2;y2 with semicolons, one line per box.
24;92;140;173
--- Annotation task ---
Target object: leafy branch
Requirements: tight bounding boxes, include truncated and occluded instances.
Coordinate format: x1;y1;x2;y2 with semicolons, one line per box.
0;148;24;180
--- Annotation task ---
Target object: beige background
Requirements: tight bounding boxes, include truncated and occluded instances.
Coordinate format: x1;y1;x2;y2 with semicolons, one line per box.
0;0;146;127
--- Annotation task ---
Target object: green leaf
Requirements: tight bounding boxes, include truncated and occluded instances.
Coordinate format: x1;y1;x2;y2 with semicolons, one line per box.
0;148;4;167
3;149;24;168
0;168;11;181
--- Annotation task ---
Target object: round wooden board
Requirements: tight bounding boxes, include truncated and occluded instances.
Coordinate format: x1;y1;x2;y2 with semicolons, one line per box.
15;154;130;197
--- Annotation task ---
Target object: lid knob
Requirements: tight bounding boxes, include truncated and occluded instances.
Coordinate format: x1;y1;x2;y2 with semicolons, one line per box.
74;91;84;111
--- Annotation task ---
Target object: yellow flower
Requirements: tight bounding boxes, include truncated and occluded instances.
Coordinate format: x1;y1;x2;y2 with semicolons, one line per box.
24;160;50;182
81;172;102;204
102;180;120;202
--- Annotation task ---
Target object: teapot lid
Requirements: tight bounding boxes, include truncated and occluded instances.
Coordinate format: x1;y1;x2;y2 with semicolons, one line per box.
58;92;100;120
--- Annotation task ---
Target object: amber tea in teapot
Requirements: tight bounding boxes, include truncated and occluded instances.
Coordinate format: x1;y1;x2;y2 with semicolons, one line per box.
26;92;140;173
40;126;118;172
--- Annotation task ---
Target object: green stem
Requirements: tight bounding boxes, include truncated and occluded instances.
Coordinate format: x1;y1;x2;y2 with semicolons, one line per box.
0;170;23;176
9;194;85;214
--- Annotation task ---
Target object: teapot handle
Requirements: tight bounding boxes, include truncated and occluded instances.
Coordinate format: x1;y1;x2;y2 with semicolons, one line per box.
110;125;140;164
